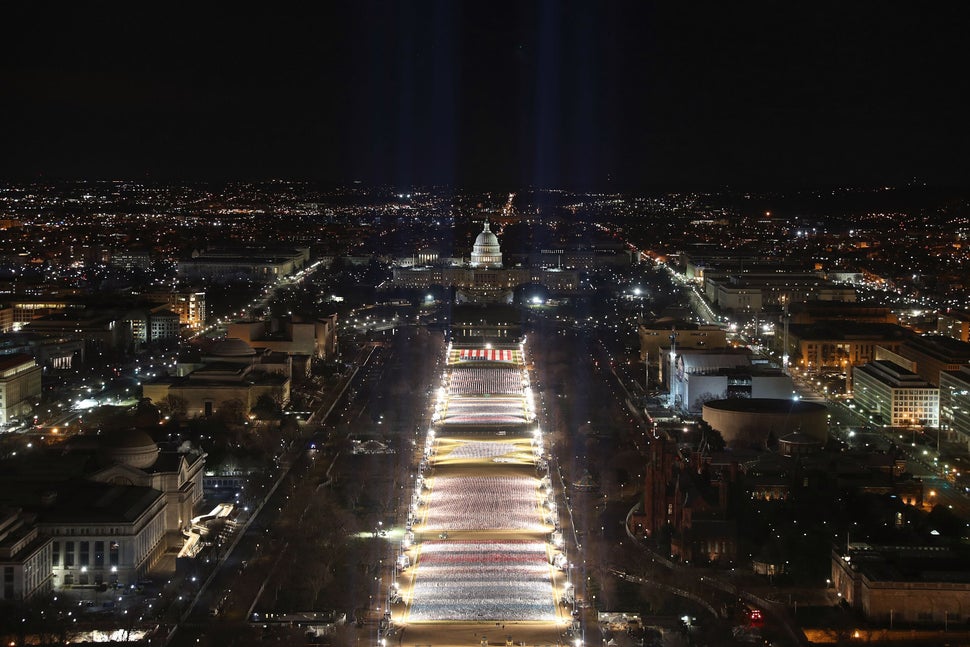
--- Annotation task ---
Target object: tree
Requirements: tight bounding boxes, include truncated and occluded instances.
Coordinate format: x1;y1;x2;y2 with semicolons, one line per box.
216;398;247;425
698;421;726;452
159;394;188;419
254;393;281;416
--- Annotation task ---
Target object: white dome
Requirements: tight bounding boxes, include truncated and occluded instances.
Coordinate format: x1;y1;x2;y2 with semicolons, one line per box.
470;221;502;268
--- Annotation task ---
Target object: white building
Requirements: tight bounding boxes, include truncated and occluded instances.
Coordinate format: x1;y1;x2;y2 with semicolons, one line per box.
940;366;970;449
0;353;41;425
470;221;503;268
1;430;205;591
390;221;580;304
703;272;857;314
667;349;793;414
42;482;167;589
228;315;338;361
853;360;939;428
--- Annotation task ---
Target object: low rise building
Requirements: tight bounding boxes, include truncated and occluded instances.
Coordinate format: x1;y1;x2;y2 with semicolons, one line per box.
23;310;133;355
228;314;338;363
780;323;907;374
629;438;738;565
42;482;167;589
149;309;181;342
832;543;970;625
390;222;581;303
177;247;309;284
143;338;291;418
0;332;85;371
667;349;781;413
0;305;12;334
703;272;856;314
639;321;727;366
0;431;206;590
788;303;897;325
702;398;827;447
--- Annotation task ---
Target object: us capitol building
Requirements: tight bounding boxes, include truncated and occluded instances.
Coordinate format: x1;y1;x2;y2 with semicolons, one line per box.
390;220;579;303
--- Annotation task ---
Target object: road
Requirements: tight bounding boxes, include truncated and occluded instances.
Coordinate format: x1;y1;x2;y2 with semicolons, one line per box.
167;342;395;644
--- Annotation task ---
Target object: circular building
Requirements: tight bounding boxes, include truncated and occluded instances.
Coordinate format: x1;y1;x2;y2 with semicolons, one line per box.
777;431;824;457
702;398;828;448
470;221;502;268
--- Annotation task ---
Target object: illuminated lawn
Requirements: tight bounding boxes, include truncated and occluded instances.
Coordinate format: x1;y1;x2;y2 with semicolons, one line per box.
409;540;556;622
422;475;541;531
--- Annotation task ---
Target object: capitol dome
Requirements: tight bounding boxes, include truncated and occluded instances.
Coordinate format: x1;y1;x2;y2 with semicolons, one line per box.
470;221;502;268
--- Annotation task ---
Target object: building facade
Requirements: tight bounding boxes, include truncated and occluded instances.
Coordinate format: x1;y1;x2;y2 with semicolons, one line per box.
780;323;907;374
469;221;502;268
42;484;167;589
390;221;581;303
177;247;309;283
0;509;53;601
228;314;338;361
703;272;856;314
940;367;970;449
832;544;970;625
143;291;207;329
938;310;970;343
0;354;41;425
853;360;940;428
143;338;291;418
639;323;727;366
894;335;970;387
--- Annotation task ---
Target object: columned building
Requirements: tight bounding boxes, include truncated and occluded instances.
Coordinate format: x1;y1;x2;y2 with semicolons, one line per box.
470;220;503;268
0;354;41;425
390;221;580;303
0;431;206;591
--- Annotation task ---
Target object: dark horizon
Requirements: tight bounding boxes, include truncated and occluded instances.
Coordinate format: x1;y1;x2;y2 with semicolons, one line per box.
2;3;969;190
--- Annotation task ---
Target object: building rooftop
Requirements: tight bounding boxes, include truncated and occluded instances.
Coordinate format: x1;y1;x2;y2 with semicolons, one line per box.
38;481;163;525
0;353;35;372
788;322;908;341
855;359;936;388
704;398;826;414
840;544;970;584
903;335;970;362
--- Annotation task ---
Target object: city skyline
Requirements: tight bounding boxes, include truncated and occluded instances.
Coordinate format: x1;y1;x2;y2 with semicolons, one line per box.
2;3;970;189
4;5;970;643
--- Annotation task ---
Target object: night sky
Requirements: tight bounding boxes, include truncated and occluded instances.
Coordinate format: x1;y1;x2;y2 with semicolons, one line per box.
2;2;968;190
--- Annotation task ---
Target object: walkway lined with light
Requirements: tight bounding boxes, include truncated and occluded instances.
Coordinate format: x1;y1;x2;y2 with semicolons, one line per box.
394;341;570;638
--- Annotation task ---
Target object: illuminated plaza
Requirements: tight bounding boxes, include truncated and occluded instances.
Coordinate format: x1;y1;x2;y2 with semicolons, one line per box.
392;340;574;646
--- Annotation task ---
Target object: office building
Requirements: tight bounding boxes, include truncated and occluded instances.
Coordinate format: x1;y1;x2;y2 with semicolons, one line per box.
0;354;41;426
853;360;939;427
940;367;970;449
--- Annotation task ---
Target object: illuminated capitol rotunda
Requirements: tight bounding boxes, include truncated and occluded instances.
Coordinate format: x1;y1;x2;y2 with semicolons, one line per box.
390;220;579;303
